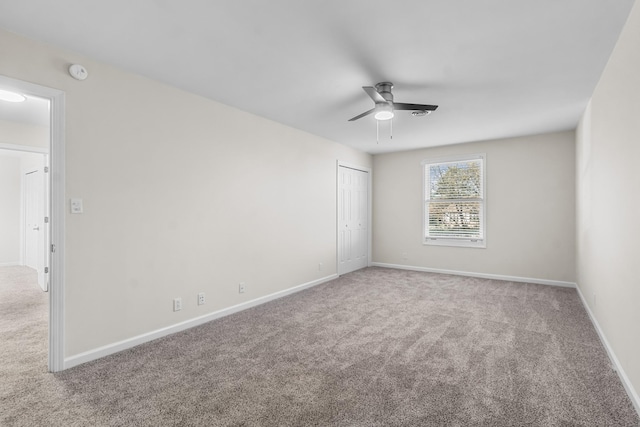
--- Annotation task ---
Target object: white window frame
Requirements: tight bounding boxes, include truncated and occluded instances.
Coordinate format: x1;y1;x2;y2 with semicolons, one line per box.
422;153;486;248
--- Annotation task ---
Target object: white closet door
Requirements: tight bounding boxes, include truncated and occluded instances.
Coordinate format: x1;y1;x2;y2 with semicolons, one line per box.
338;166;368;275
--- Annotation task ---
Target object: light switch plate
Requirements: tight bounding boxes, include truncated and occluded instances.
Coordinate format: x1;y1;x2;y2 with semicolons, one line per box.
70;198;83;214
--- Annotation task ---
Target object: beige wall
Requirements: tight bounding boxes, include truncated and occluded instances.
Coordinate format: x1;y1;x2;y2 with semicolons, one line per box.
0;30;371;357
0;154;21;264
0;119;48;148
373;131;576;282
576;0;640;405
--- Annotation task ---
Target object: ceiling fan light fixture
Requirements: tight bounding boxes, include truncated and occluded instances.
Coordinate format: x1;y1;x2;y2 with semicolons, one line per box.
0;88;26;103
374;103;394;120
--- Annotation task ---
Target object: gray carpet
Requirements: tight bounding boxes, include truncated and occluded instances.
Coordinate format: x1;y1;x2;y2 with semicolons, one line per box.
1;266;638;426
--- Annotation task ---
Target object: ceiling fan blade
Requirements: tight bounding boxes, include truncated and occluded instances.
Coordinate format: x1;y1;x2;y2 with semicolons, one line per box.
394;103;438;111
348;108;375;121
362;86;387;104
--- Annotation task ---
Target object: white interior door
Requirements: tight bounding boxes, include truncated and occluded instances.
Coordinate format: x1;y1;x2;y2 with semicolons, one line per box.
338;165;369;275
24;169;47;291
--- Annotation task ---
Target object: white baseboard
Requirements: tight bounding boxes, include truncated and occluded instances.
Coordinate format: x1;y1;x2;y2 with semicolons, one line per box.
575;286;640;416
65;274;338;370
0;262;19;267
370;262;576;288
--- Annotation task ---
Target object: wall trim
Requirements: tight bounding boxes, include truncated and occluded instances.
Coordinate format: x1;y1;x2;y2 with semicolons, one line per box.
575;285;640;416
371;262;576;288
65;273;338;370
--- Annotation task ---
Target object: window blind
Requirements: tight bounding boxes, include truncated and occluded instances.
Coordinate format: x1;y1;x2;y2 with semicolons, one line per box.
424;157;484;243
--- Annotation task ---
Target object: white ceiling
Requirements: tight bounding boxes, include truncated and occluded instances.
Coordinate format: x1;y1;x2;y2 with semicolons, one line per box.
0;1;634;154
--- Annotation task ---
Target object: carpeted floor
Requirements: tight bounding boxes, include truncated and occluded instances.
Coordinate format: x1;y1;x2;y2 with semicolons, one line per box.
1;266;638;426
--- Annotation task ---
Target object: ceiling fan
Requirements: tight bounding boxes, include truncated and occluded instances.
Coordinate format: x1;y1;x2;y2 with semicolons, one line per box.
348;82;438;122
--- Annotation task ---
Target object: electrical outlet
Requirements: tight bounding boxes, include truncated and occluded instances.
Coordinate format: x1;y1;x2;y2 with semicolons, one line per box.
318;262;323;271
239;282;246;294
198;292;205;305
173;297;182;312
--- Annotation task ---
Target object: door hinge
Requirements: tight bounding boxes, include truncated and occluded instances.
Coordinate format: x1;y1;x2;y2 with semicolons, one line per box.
51;244;56;253
44;267;49;274
44;166;49;173
44;216;49;223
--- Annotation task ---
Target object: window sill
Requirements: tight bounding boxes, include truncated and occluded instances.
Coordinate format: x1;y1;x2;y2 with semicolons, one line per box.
424;239;486;249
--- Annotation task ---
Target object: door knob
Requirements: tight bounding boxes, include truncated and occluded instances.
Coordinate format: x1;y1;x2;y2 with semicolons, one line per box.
33;226;39;231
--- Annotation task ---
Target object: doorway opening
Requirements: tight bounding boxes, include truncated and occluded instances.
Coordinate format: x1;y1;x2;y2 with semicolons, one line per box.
0;75;65;372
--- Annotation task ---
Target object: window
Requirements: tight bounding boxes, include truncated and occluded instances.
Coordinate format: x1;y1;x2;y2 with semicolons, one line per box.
423;154;485;247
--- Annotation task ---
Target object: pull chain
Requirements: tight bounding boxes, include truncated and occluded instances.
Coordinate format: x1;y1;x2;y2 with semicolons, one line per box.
376;118;393;143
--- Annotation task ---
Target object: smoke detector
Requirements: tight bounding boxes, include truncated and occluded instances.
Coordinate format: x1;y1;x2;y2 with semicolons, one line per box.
69;64;88;81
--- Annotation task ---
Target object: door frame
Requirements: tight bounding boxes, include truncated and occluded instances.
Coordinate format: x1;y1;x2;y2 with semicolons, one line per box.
336;161;372;275
0;75;66;372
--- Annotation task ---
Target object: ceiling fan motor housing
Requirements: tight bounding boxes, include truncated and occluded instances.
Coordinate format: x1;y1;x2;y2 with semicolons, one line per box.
375;82;394;103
